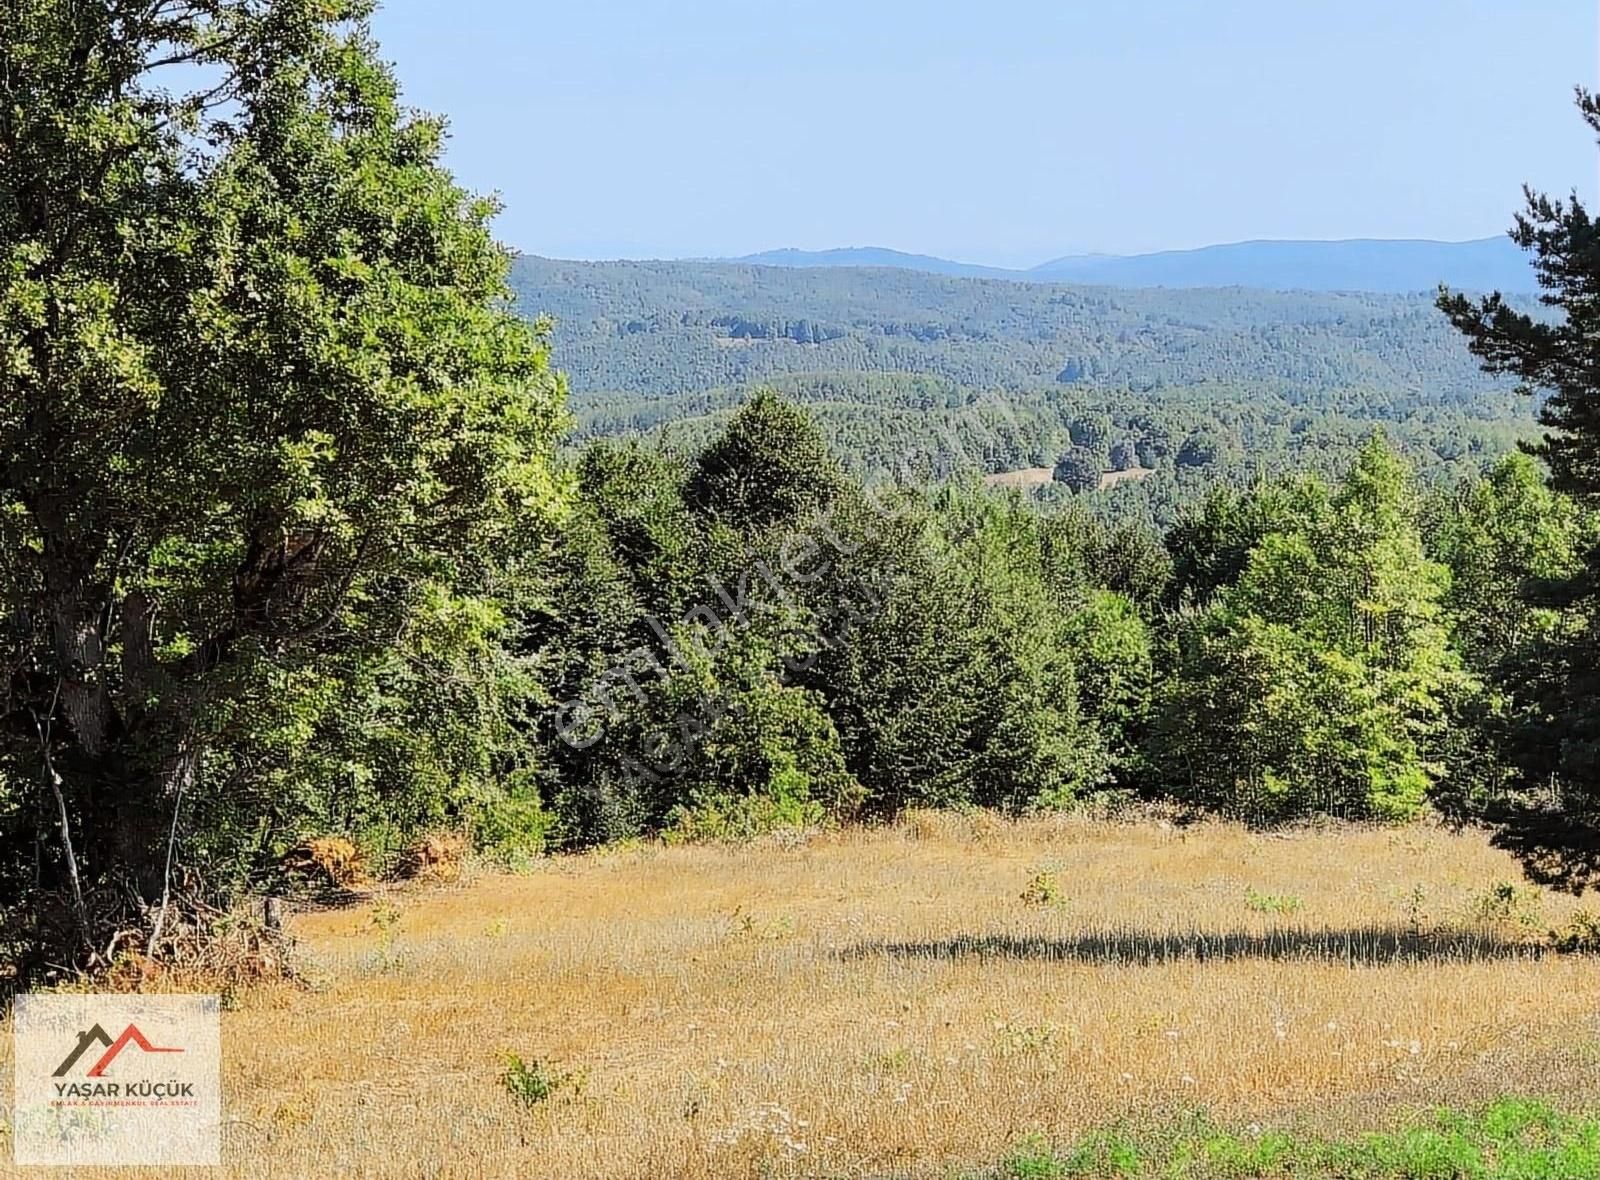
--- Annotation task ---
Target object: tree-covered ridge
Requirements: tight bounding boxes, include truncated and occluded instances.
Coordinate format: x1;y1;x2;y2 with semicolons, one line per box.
510;254;1523;402
580;372;1539;526
734;236;1540;293
530;395;1580;848
512;256;1541;522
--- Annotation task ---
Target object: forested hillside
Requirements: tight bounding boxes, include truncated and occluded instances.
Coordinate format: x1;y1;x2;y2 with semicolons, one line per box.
511;255;1517;401
511;256;1538;518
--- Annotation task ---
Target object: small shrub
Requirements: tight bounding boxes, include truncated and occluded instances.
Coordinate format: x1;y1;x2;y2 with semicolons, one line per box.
1551;909;1600;954
993;1017;1060;1056
501;1053;580;1109
1061;1129;1144;1176
1021;870;1067;909
399;831;467;884
1465;881;1544;933
476;790;552;868
665;790;823;845
285;836;365;888
726;905;796;941
1403;882;1429;935
1003;1134;1067;1179
366;900;403;973
1244;887;1301;916
899;808;953;841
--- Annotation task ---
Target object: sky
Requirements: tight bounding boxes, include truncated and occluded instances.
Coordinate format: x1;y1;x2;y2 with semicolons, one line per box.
369;0;1599;267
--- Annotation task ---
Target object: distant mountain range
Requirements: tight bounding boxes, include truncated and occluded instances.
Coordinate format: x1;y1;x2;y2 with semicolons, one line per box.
729;247;1019;281
732;237;1537;294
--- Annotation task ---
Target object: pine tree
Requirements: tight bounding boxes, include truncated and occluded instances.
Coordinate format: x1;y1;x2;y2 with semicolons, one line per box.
1439;89;1600;883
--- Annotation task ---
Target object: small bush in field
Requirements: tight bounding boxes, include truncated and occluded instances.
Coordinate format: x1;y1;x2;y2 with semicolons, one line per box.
1465;880;1544;933
366;900;404;973
726;905;796;941
1551;909;1600;953
1002;1133;1068;1178
501;1053;581;1109
1021;870;1066;909
1244;887;1301;915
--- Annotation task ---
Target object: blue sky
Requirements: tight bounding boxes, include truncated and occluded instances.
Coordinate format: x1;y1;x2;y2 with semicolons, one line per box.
370;0;1597;266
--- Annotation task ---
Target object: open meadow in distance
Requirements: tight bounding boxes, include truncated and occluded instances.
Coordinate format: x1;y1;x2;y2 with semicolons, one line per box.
10;814;1598;1179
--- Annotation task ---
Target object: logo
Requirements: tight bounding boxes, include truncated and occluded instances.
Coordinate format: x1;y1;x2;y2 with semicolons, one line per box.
54;1022;185;1078
12;994;220;1166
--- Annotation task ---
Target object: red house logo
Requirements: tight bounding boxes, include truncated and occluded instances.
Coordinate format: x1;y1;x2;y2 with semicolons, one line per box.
53;1024;184;1078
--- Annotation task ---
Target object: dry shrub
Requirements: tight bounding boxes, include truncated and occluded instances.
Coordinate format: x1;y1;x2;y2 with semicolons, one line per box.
896;808;952;842
965;808;1007;844
285;836;365;888
400;831;468;884
898;808;1007;843
93;899;297;997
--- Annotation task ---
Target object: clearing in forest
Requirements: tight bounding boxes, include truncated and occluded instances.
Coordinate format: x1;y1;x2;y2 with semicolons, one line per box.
11;814;1600;1179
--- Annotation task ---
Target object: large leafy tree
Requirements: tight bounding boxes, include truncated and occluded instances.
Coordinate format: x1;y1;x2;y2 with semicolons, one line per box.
0;1;565;966
1432;454;1584;668
1438;89;1600;884
1152;438;1469;821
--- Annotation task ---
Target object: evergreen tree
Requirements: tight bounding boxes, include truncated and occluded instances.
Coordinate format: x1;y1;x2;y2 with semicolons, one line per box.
1053;448;1104;494
1440;90;1600;882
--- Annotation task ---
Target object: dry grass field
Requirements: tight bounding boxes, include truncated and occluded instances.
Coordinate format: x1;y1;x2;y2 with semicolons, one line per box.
979;467;1157;493
6;813;1600;1178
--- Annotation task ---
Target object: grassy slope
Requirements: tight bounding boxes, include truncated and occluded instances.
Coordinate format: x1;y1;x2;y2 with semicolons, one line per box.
10;814;1595;1178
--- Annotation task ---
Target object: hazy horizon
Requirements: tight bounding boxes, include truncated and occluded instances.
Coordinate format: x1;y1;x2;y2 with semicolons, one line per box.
521;232;1515;267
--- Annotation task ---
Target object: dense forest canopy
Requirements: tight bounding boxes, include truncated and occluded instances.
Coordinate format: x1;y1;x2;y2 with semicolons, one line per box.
510;255;1523;404
510;257;1541;525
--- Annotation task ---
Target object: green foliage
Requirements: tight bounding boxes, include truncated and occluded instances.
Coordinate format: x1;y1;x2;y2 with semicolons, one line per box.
473;783;555;867
1432;454;1585;666
986;1100;1600;1179
1463;881;1544;933
500;1054;581;1109
365;901;404;974
1244;887;1303;916
1020;870;1068;909
1549;910;1600;954
1151;437;1472;822
661;636;859;841
534;402;1165;842
1434;91;1600;885
687;390;846;530
0;1;567;973
1054;448;1105;494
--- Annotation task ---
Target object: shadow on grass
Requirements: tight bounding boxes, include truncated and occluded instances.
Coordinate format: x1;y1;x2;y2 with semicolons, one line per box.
838;925;1555;967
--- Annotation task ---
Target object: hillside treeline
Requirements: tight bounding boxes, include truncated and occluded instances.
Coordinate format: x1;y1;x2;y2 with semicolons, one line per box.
591;371;1539;529
533;394;1582;846
510;255;1522;404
